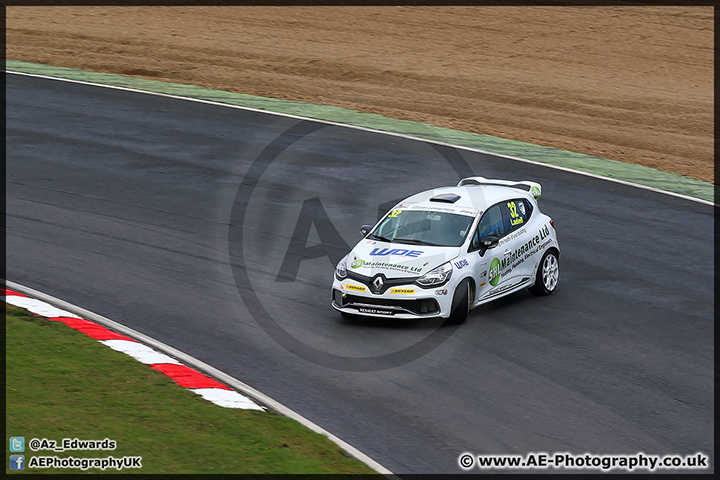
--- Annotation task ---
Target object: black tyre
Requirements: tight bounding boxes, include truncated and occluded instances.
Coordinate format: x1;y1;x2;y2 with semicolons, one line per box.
529;250;559;296
448;279;471;324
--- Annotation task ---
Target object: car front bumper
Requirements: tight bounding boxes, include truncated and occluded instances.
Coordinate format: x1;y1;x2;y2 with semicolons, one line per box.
331;279;453;319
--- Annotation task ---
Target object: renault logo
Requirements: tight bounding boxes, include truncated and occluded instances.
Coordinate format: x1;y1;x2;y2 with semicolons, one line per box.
372;276;384;292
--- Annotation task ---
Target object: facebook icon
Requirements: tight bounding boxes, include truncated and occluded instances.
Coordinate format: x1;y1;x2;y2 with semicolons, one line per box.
10;455;25;470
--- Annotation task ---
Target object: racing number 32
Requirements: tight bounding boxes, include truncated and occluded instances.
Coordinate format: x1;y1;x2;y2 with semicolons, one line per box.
507;201;524;227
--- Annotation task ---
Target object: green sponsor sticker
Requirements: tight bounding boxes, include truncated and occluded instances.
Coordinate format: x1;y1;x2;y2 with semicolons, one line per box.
351;259;366;269
489;258;501;286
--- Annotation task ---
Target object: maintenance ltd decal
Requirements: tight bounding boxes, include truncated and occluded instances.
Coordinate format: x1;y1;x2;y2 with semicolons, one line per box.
351;259;423;274
489;224;552;286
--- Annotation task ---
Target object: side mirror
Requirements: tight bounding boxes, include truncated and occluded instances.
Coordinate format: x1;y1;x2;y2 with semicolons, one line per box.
360;225;373;237
478;235;499;256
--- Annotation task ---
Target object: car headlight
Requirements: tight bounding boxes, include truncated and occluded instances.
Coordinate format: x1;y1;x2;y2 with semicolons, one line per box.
335;255;348;280
415;262;452;287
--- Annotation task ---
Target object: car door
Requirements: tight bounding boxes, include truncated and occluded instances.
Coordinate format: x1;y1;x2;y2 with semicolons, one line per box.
506;197;541;280
472;198;535;301
493;198;535;288
468;203;506;301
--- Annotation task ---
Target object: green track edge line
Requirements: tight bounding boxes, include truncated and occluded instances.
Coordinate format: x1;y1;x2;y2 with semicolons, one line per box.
6;59;714;204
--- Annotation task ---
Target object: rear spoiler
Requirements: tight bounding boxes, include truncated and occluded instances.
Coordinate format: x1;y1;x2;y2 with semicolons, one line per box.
457;176;542;199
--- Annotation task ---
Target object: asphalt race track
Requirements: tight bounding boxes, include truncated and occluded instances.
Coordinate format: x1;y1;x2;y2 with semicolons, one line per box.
6;73;714;474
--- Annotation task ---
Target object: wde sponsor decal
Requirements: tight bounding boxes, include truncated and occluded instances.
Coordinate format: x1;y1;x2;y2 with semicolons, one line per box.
454;259;469;269
369;248;423;258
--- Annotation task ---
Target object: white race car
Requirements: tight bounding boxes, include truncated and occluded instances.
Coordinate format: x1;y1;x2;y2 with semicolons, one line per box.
331;177;560;324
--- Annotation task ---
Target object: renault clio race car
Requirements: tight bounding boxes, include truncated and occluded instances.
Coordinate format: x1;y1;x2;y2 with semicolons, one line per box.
331;177;560;324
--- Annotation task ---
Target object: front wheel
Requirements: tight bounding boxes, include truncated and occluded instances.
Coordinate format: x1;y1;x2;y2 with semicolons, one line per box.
448;279;471;324
529;250;559;296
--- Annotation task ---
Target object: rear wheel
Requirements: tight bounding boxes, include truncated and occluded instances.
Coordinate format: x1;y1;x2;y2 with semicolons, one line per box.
529;250;559;296
448;279;471;324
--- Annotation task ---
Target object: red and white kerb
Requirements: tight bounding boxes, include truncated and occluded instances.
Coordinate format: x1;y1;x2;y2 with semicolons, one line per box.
4;288;264;411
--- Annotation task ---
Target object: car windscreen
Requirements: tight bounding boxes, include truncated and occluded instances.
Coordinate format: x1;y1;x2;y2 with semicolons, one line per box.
371;209;474;247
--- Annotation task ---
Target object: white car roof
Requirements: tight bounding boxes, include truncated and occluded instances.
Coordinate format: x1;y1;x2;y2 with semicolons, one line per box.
394;179;538;217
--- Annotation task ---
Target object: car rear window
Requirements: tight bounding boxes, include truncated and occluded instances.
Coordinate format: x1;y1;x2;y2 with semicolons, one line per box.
501;198;533;233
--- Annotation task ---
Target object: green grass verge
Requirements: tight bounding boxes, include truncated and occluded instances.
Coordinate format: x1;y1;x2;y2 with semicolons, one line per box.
5;304;376;474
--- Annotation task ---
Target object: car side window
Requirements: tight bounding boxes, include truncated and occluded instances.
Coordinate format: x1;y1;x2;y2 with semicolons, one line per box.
501;198;532;233
474;204;505;243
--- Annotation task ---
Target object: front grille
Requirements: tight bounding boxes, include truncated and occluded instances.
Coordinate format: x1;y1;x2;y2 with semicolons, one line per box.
333;290;439;316
346;271;422;295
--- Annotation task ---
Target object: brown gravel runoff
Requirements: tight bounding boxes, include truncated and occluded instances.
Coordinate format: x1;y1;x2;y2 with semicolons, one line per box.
6;6;714;183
